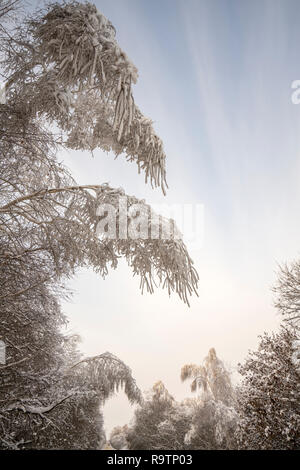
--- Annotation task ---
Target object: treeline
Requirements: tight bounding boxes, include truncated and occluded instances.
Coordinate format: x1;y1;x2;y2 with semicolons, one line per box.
110;266;300;450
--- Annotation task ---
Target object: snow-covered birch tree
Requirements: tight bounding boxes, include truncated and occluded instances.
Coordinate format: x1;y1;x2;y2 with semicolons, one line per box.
180;348;238;449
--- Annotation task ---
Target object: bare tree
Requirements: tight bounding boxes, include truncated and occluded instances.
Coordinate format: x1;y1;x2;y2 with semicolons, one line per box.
273;260;300;327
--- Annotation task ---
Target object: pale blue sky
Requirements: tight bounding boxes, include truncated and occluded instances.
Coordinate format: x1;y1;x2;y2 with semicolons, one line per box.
46;0;300;434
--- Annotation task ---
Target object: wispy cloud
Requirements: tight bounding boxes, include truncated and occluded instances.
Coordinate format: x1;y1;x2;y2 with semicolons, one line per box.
181;0;300;264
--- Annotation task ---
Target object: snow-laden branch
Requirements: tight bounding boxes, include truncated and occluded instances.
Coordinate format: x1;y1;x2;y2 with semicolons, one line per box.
0;178;198;304
4;394;74;415
0;357;29;369
0;184;101;212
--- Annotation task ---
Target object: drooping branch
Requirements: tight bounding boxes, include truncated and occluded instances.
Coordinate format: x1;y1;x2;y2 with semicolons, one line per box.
0;176;198;304
4;1;168;192
70;352;143;405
